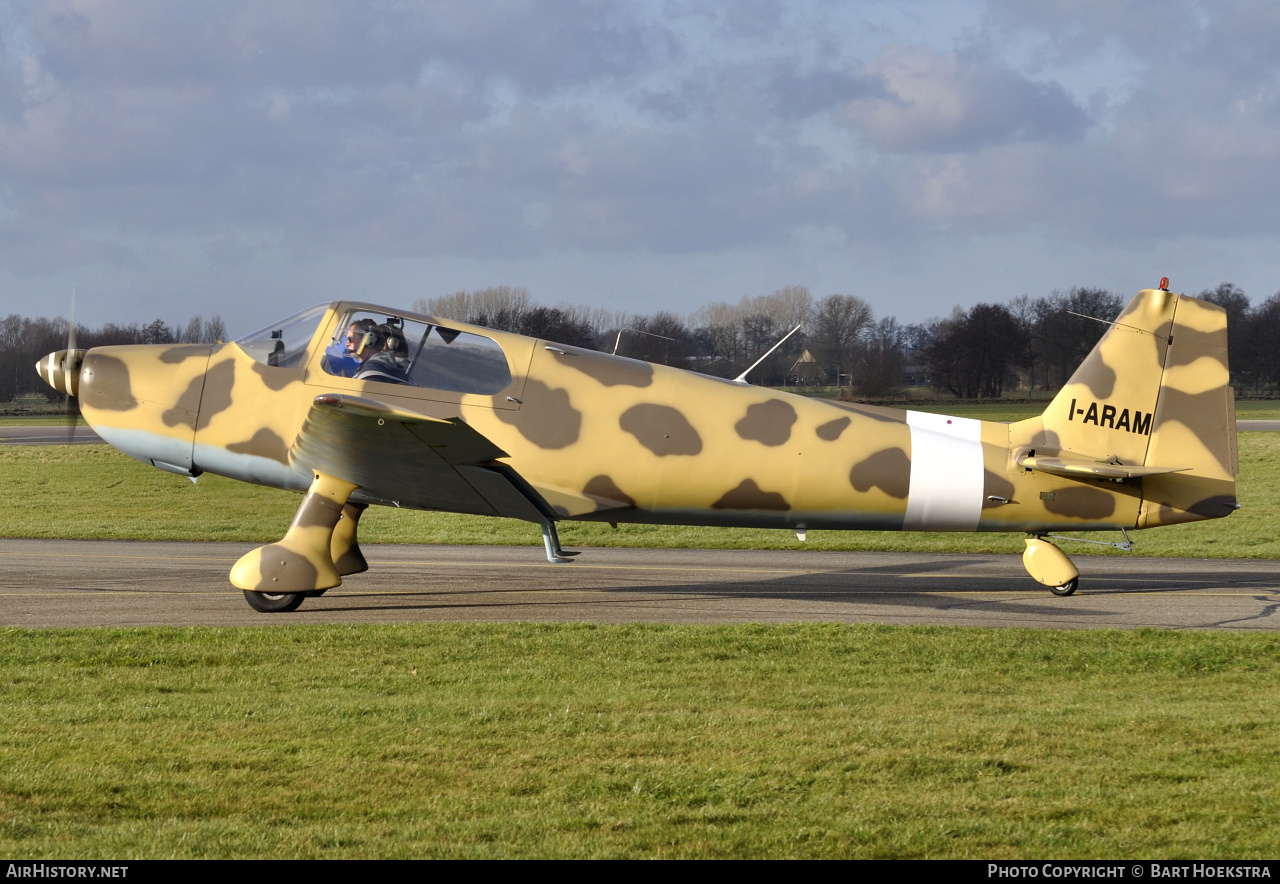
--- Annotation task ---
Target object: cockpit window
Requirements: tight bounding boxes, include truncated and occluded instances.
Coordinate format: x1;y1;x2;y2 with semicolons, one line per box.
323;310;512;393
235;304;329;369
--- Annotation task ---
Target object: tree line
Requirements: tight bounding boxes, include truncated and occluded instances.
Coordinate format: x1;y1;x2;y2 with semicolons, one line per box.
417;282;1275;397
5;281;1278;404
0;314;225;402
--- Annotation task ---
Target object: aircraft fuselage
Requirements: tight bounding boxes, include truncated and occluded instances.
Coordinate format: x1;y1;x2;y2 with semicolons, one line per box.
70;299;1215;538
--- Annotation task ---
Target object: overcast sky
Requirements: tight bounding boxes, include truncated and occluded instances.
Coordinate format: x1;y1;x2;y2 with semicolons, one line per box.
2;0;1278;333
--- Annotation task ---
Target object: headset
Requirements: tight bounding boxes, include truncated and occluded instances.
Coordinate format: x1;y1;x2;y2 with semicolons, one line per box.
359;325;406;356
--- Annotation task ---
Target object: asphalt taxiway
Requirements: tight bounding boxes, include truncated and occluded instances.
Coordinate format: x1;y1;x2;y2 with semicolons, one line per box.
0;425;102;445
2;539;1277;631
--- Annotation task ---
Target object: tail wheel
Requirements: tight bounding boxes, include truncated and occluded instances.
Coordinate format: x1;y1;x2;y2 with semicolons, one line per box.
243;590;306;613
1049;578;1079;597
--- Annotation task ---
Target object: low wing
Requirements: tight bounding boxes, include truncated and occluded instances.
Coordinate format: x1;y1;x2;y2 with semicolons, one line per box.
288;393;552;522
1017;453;1188;480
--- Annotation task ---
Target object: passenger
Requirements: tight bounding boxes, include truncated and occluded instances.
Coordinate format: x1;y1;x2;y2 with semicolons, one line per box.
353;324;416;385
323;318;374;377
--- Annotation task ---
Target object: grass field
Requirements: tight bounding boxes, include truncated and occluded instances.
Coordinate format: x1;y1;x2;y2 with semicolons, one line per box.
3;431;1279;558
2;624;1279;858
4;413;1279;858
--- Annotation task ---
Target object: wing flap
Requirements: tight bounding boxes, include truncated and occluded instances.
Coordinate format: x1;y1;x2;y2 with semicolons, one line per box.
455;465;548;524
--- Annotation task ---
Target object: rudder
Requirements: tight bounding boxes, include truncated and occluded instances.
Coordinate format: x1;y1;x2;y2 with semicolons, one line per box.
1139;294;1237;526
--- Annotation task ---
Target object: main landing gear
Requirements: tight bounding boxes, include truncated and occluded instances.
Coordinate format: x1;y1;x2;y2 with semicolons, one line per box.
231;471;368;613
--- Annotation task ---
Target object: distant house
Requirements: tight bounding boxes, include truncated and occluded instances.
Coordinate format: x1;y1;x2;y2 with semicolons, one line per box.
789;349;828;385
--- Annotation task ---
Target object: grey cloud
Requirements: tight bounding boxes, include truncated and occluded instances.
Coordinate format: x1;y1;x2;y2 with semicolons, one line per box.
967;0;1280;239
836;45;1090;153
26;1;657;92
982;0;1215;69
0;0;1278;292
768;67;886;119
0;0;867;266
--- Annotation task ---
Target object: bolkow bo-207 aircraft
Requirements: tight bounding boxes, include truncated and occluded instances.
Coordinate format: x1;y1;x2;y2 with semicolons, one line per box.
36;280;1238;613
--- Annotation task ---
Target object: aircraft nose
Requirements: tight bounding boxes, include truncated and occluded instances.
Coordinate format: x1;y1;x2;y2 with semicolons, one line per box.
74;344;213;475
36;349;87;397
77;345;213;421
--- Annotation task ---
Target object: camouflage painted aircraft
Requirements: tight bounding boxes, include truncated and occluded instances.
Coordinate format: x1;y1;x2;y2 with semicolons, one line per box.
36;281;1237;612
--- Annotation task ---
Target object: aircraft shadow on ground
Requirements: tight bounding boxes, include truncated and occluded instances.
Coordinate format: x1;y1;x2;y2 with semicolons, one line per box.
315;561;1103;618
306;555;1280;621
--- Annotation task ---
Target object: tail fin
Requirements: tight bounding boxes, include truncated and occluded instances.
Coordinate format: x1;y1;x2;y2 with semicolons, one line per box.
1018;287;1237;527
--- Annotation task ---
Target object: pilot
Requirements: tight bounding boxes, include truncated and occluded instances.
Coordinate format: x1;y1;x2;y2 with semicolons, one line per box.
324;318;374;377
352;324;416;385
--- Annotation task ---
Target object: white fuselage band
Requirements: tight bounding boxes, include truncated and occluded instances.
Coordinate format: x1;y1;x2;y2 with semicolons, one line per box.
903;411;984;531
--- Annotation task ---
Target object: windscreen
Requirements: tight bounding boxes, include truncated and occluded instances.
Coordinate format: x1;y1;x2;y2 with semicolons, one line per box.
235;304;329;369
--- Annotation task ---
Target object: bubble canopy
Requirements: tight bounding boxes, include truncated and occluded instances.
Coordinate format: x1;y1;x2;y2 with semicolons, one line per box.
231;302;514;395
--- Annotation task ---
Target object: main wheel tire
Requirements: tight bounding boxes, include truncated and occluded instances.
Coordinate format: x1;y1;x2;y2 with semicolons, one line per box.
1049;578;1079;597
243;590;306;613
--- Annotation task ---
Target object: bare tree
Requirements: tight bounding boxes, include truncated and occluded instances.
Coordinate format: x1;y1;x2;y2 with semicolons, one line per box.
1244;293;1280;394
204;316;227;343
518;306;597;349
1033;288;1122;388
615;311;692;366
927;303;1024;399
854;316;906;396
414;286;532;332
1007;295;1040;392
179;316;204;344
691;300;747;370
1200;283;1250;387
810;294;874;386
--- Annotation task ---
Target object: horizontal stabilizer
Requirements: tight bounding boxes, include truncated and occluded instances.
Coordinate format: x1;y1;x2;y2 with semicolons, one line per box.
1017;453;1188;480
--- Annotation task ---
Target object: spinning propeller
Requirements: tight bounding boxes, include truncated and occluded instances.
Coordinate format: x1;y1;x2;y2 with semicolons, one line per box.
33;293;86;442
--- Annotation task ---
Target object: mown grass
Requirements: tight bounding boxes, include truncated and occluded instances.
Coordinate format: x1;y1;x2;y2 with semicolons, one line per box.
1;623;1278;858
5;411;1280;859
3;432;1279;558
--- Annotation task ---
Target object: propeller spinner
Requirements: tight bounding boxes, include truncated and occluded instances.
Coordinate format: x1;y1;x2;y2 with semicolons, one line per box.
36;348;87;397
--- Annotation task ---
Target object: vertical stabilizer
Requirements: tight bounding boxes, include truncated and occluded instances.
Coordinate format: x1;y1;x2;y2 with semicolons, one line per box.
1017;287;1237;529
1033;288;1178;465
